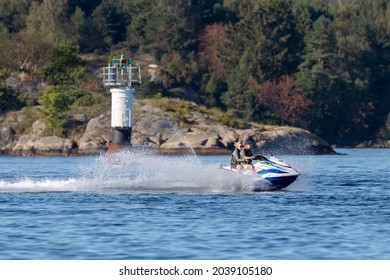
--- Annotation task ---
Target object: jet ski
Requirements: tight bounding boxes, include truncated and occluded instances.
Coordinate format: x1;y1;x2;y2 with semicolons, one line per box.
220;155;300;191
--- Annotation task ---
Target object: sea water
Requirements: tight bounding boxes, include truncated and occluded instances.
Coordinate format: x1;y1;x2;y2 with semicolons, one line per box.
0;149;389;259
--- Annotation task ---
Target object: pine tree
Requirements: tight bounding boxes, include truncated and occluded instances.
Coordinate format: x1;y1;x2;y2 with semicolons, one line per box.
0;0;31;32
25;0;71;45
359;0;390;141
91;0;128;49
221;0;304;121
297;15;341;141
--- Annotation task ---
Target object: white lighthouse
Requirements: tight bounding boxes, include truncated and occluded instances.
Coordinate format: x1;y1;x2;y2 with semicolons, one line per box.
102;55;141;152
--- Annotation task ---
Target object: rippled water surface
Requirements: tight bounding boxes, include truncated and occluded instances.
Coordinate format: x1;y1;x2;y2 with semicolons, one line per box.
0;149;389;259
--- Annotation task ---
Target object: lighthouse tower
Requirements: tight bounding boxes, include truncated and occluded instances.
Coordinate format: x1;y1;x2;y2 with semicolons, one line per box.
102;55;141;153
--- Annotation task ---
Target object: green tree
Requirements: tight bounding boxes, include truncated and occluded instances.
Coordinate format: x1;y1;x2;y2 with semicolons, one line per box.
0;0;31;32
68;0;103;17
69;7;86;47
221;0;303;120
202;72;226;107
25;0;71;45
297;16;341;142
91;0;128;50
46;41;84;85
253;0;304;82
298;3;389;144
221;51;257;120
139;0;196;58
359;0;390;142
39;86;71;135
0;32;52;72
331;6;375;143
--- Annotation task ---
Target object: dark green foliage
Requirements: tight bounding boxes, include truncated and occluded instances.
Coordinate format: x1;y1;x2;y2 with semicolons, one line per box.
220;0;304;121
68;0;103;17
221;57;253;120
1;0;390;145
25;0;71;45
202;72;226;107
359;0;390;143
0;86;24;114
46;41;84;85
217;110;245;128
297;16;339;138
297;2;390;144
91;1;128;49
0;0;31;33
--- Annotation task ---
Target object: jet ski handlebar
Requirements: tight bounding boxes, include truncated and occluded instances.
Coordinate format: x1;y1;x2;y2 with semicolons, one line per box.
253;155;268;161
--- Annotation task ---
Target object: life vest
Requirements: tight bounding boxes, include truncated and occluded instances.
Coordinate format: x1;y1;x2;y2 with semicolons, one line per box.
230;149;241;164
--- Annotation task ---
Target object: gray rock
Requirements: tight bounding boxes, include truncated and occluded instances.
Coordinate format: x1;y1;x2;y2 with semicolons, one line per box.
132;109;335;154
0;101;337;155
208;125;239;148
135;115;176;138
11;135;39;155
72;114;88;123
0;127;15;154
12;135;76;156
78;114;111;154
32;120;49;136
205;136;221;147
6;74;39;94
252;127;335;155
5;76;22;89
17;114;28;123
34;136;76;155
1;127;15;144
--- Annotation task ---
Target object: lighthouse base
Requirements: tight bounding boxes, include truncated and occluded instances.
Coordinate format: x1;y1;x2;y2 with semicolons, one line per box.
107;143;130;153
107;128;132;153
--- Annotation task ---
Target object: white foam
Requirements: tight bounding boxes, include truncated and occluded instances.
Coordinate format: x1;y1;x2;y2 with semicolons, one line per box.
0;149;258;193
0;177;81;192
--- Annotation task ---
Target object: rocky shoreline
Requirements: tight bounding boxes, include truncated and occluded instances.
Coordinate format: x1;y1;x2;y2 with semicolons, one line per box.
3;102;389;157
1;103;342;156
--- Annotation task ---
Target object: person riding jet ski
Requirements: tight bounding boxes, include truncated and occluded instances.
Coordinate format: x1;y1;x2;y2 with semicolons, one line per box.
230;142;244;171
240;141;256;171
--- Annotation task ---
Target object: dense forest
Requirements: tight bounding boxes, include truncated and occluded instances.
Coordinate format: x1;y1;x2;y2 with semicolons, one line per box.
0;0;389;146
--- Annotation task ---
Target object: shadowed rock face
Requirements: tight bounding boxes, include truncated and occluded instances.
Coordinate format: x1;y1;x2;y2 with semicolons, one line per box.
1;105;336;156
0;127;16;155
252;127;335;155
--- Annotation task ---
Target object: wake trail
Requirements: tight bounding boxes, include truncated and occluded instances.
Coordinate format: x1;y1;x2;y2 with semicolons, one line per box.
0;149;257;193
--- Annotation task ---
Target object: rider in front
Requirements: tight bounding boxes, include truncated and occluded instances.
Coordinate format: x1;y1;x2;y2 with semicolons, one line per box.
240;141;256;171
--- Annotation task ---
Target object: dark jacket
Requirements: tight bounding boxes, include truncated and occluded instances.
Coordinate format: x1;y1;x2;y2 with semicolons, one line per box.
240;148;254;164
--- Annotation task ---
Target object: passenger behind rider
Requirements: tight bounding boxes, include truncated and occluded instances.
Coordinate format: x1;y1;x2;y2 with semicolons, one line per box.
240;141;256;171
230;142;244;171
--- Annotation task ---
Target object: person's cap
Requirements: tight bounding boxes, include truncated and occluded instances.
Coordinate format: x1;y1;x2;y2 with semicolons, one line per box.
245;141;253;146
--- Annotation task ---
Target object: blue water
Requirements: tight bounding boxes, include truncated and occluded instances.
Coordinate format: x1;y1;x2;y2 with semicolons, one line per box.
0;149;389;259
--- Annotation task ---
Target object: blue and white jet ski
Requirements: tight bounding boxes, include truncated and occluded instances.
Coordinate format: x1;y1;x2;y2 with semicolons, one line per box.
220;155;300;191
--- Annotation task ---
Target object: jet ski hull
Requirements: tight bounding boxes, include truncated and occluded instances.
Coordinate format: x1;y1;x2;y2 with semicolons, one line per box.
220;156;300;191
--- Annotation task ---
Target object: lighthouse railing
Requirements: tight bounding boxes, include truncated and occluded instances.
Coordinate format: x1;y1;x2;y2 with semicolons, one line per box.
103;63;141;88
